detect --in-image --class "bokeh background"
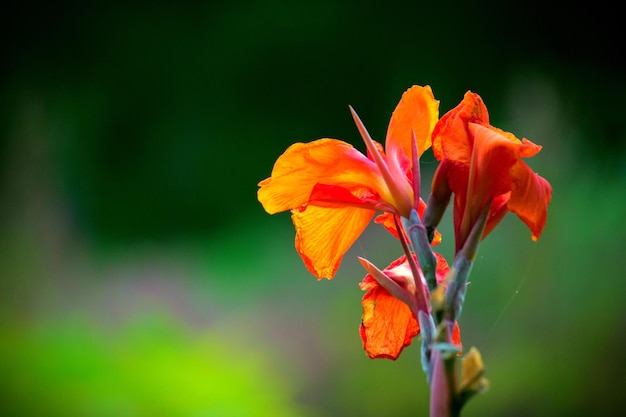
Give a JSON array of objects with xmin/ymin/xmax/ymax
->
[{"xmin": 2, "ymin": 1, "xmax": 625, "ymax": 416}]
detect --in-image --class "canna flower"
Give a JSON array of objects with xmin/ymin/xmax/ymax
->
[
  {"xmin": 427, "ymin": 91, "xmax": 552, "ymax": 255},
  {"xmin": 359, "ymin": 253, "xmax": 461, "ymax": 360},
  {"xmin": 257, "ymin": 85, "xmax": 439, "ymax": 279}
]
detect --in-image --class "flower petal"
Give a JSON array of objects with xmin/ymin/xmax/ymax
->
[
  {"xmin": 469, "ymin": 123, "xmax": 551, "ymax": 241},
  {"xmin": 444, "ymin": 123, "xmax": 520, "ymax": 251},
  {"xmin": 482, "ymin": 193, "xmax": 510, "ymax": 238},
  {"xmin": 374, "ymin": 212, "xmax": 401, "ymax": 239},
  {"xmin": 258, "ymin": 138, "xmax": 383, "ymax": 214},
  {"xmin": 292, "ymin": 205, "xmax": 374, "ymax": 279},
  {"xmin": 451, "ymin": 321, "xmax": 462, "ymax": 351},
  {"xmin": 508, "ymin": 161, "xmax": 552, "ymax": 240},
  {"xmin": 386, "ymin": 85, "xmax": 439, "ymax": 164},
  {"xmin": 518, "ymin": 138, "xmax": 543, "ymax": 158},
  {"xmin": 434, "ymin": 252, "xmax": 451, "ymax": 284},
  {"xmin": 360, "ymin": 281, "xmax": 419, "ymax": 360},
  {"xmin": 308, "ymin": 183, "xmax": 394, "ymax": 212},
  {"xmin": 466, "ymin": 124, "xmax": 519, "ymax": 218},
  {"xmin": 432, "ymin": 91, "xmax": 489, "ymax": 162}
]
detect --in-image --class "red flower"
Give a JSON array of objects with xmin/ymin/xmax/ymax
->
[
  {"xmin": 359, "ymin": 253, "xmax": 461, "ymax": 360},
  {"xmin": 430, "ymin": 91, "xmax": 552, "ymax": 255},
  {"xmin": 257, "ymin": 86, "xmax": 439, "ymax": 279}
]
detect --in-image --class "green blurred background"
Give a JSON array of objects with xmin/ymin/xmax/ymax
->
[{"xmin": 1, "ymin": 1, "xmax": 625, "ymax": 416}]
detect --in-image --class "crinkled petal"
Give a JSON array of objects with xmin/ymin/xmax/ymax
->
[
  {"xmin": 292, "ymin": 205, "xmax": 374, "ymax": 279},
  {"xmin": 360, "ymin": 283, "xmax": 419, "ymax": 360},
  {"xmin": 258, "ymin": 138, "xmax": 383, "ymax": 214},
  {"xmin": 359, "ymin": 253, "xmax": 462, "ymax": 359}
]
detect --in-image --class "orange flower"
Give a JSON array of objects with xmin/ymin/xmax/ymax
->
[
  {"xmin": 258, "ymin": 86, "xmax": 439, "ymax": 279},
  {"xmin": 429, "ymin": 91, "xmax": 552, "ymax": 255},
  {"xmin": 359, "ymin": 253, "xmax": 461, "ymax": 360}
]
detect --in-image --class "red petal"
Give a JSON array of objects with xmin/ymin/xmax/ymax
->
[
  {"xmin": 508, "ymin": 162, "xmax": 552, "ymax": 240},
  {"xmin": 452, "ymin": 321, "xmax": 462, "ymax": 353},
  {"xmin": 360, "ymin": 282, "xmax": 419, "ymax": 360},
  {"xmin": 431, "ymin": 91, "xmax": 489, "ymax": 162}
]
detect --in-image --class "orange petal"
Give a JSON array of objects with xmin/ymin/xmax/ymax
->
[
  {"xmin": 351, "ymin": 106, "xmax": 414, "ymax": 216},
  {"xmin": 508, "ymin": 161, "xmax": 552, "ymax": 240},
  {"xmin": 292, "ymin": 205, "xmax": 374, "ymax": 279},
  {"xmin": 432, "ymin": 91, "xmax": 489, "ymax": 162},
  {"xmin": 386, "ymin": 85, "xmax": 439, "ymax": 162},
  {"xmin": 519, "ymin": 137, "xmax": 542, "ymax": 157},
  {"xmin": 258, "ymin": 138, "xmax": 383, "ymax": 214},
  {"xmin": 360, "ymin": 281, "xmax": 419, "ymax": 360},
  {"xmin": 374, "ymin": 212, "xmax": 401, "ymax": 239},
  {"xmin": 484, "ymin": 123, "xmax": 522, "ymax": 144}
]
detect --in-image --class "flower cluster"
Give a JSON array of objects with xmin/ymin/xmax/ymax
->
[{"xmin": 257, "ymin": 85, "xmax": 552, "ymax": 413}]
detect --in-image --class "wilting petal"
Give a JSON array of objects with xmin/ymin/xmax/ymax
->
[
  {"xmin": 292, "ymin": 205, "xmax": 374, "ymax": 279},
  {"xmin": 258, "ymin": 138, "xmax": 384, "ymax": 214},
  {"xmin": 386, "ymin": 85, "xmax": 439, "ymax": 164},
  {"xmin": 359, "ymin": 255, "xmax": 419, "ymax": 360},
  {"xmin": 358, "ymin": 253, "xmax": 460, "ymax": 360},
  {"xmin": 508, "ymin": 161, "xmax": 552, "ymax": 240},
  {"xmin": 360, "ymin": 280, "xmax": 419, "ymax": 360}
]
